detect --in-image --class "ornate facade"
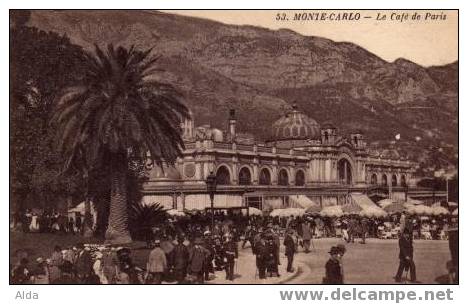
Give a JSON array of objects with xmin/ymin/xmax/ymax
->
[{"xmin": 142, "ymin": 105, "xmax": 439, "ymax": 211}]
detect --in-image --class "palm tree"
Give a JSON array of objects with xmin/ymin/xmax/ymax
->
[{"xmin": 51, "ymin": 44, "xmax": 189, "ymax": 244}]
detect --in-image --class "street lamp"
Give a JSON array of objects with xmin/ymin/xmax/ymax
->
[{"xmin": 206, "ymin": 171, "xmax": 217, "ymax": 233}]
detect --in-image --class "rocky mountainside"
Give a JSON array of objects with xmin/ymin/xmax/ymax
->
[{"xmin": 26, "ymin": 10, "xmax": 458, "ymax": 167}]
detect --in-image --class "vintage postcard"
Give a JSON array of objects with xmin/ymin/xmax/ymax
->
[{"xmin": 9, "ymin": 9, "xmax": 458, "ymax": 286}]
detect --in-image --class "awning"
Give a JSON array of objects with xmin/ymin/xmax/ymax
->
[
  {"xmin": 289, "ymin": 195, "xmax": 319, "ymax": 209},
  {"xmin": 350, "ymin": 193, "xmax": 378, "ymax": 208}
]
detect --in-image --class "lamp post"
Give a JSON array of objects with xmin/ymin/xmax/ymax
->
[{"xmin": 206, "ymin": 171, "xmax": 217, "ymax": 233}]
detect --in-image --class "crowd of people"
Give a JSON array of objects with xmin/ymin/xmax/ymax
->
[
  {"xmin": 10, "ymin": 209, "xmax": 457, "ymax": 284},
  {"xmin": 11, "ymin": 209, "xmax": 86, "ymax": 234}
]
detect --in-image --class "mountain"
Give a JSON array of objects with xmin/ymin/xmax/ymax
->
[{"xmin": 25, "ymin": 10, "xmax": 458, "ymax": 167}]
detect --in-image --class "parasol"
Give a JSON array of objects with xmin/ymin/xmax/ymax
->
[
  {"xmin": 242, "ymin": 207, "xmax": 263, "ymax": 216},
  {"xmin": 359, "ymin": 206, "xmax": 387, "ymax": 218},
  {"xmin": 452, "ymin": 208, "xmax": 458, "ymax": 216},
  {"xmin": 383, "ymin": 203, "xmax": 408, "ymax": 214},
  {"xmin": 320, "ymin": 205, "xmax": 344, "ymax": 218},
  {"xmin": 167, "ymin": 209, "xmax": 186, "ymax": 217},
  {"xmin": 341, "ymin": 204, "xmax": 362, "ymax": 215},
  {"xmin": 432, "ymin": 206, "xmax": 450, "ymax": 215},
  {"xmin": 376, "ymin": 199, "xmax": 396, "ymax": 208},
  {"xmin": 305, "ymin": 205, "xmax": 322, "ymax": 214}
]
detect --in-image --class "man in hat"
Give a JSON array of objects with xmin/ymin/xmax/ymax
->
[
  {"xmin": 336, "ymin": 244, "xmax": 346, "ymax": 282},
  {"xmin": 284, "ymin": 229, "xmax": 296, "ymax": 273},
  {"xmin": 74, "ymin": 243, "xmax": 93, "ymax": 283},
  {"xmin": 255, "ymin": 235, "xmax": 269, "ymax": 280},
  {"xmin": 147, "ymin": 240, "xmax": 167, "ymax": 284},
  {"xmin": 188, "ymin": 238, "xmax": 210, "ymax": 284},
  {"xmin": 394, "ymin": 229, "xmax": 417, "ymax": 282},
  {"xmin": 324, "ymin": 246, "xmax": 343, "ymax": 284},
  {"xmin": 202, "ymin": 231, "xmax": 215, "ymax": 281},
  {"xmin": 171, "ymin": 235, "xmax": 190, "ymax": 283},
  {"xmin": 301, "ymin": 221, "xmax": 312, "ymax": 253},
  {"xmin": 222, "ymin": 234, "xmax": 238, "ymax": 281}
]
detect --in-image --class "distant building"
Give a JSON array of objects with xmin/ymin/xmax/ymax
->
[{"xmin": 142, "ymin": 104, "xmax": 445, "ymax": 210}]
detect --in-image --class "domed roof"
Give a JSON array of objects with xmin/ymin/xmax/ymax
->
[{"xmin": 271, "ymin": 104, "xmax": 321, "ymax": 141}]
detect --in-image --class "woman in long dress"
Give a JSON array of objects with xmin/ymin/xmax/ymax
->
[{"xmin": 29, "ymin": 213, "xmax": 40, "ymax": 232}]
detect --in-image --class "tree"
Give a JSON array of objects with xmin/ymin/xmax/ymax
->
[
  {"xmin": 10, "ymin": 20, "xmax": 87, "ymax": 211},
  {"xmin": 51, "ymin": 44, "xmax": 189, "ymax": 244}
]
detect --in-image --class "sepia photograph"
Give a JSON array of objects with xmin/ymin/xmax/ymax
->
[{"xmin": 9, "ymin": 9, "xmax": 458, "ymax": 285}]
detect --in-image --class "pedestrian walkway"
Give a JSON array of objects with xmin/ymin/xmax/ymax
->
[{"xmin": 209, "ymin": 246, "xmax": 301, "ymax": 284}]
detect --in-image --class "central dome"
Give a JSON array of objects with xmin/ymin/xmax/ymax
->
[{"xmin": 271, "ymin": 104, "xmax": 321, "ymax": 141}]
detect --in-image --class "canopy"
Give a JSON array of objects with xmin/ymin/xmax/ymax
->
[
  {"xmin": 305, "ymin": 205, "xmax": 322, "ymax": 214},
  {"xmin": 289, "ymin": 195, "xmax": 319, "ymax": 209},
  {"xmin": 166, "ymin": 209, "xmax": 186, "ymax": 217},
  {"xmin": 341, "ymin": 204, "xmax": 362, "ymax": 215},
  {"xmin": 350, "ymin": 193, "xmax": 378, "ymax": 208},
  {"xmin": 242, "ymin": 207, "xmax": 263, "ymax": 216},
  {"xmin": 320, "ymin": 205, "xmax": 344, "ymax": 217},
  {"xmin": 270, "ymin": 208, "xmax": 305, "ymax": 218},
  {"xmin": 432, "ymin": 206, "xmax": 450, "ymax": 215}
]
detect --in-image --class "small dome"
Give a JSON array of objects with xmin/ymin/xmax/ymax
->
[
  {"xmin": 271, "ymin": 104, "xmax": 321, "ymax": 141},
  {"xmin": 211, "ymin": 128, "xmax": 224, "ymax": 142}
]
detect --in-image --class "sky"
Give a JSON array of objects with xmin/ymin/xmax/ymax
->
[{"xmin": 163, "ymin": 10, "xmax": 458, "ymax": 67}]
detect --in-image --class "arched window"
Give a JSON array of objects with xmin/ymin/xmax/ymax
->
[
  {"xmin": 371, "ymin": 174, "xmax": 377, "ymax": 185},
  {"xmin": 238, "ymin": 167, "xmax": 252, "ymax": 185},
  {"xmin": 401, "ymin": 175, "xmax": 407, "ymax": 187},
  {"xmin": 278, "ymin": 169, "xmax": 289, "ymax": 186},
  {"xmin": 392, "ymin": 174, "xmax": 398, "ymax": 187},
  {"xmin": 337, "ymin": 158, "xmax": 352, "ymax": 185},
  {"xmin": 216, "ymin": 166, "xmax": 231, "ymax": 185},
  {"xmin": 295, "ymin": 170, "xmax": 305, "ymax": 186},
  {"xmin": 259, "ymin": 168, "xmax": 271, "ymax": 185},
  {"xmin": 381, "ymin": 174, "xmax": 388, "ymax": 186}
]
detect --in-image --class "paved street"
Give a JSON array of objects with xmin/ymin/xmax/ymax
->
[{"xmin": 220, "ymin": 238, "xmax": 452, "ymax": 284}]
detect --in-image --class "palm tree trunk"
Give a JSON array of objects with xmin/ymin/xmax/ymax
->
[{"xmin": 105, "ymin": 154, "xmax": 132, "ymax": 244}]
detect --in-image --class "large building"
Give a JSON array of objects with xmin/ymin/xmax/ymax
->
[{"xmin": 142, "ymin": 105, "xmax": 444, "ymax": 211}]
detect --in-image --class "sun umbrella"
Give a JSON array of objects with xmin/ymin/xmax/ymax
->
[
  {"xmin": 376, "ymin": 199, "xmax": 396, "ymax": 208},
  {"xmin": 448, "ymin": 202, "xmax": 458, "ymax": 207},
  {"xmin": 453, "ymin": 208, "xmax": 458, "ymax": 216},
  {"xmin": 270, "ymin": 208, "xmax": 305, "ymax": 218},
  {"xmin": 383, "ymin": 203, "xmax": 407, "ymax": 214},
  {"xmin": 341, "ymin": 204, "xmax": 362, "ymax": 215},
  {"xmin": 359, "ymin": 206, "xmax": 387, "ymax": 218},
  {"xmin": 167, "ymin": 209, "xmax": 186, "ymax": 217},
  {"xmin": 242, "ymin": 207, "xmax": 263, "ymax": 216},
  {"xmin": 432, "ymin": 206, "xmax": 450, "ymax": 215},
  {"xmin": 305, "ymin": 205, "xmax": 322, "ymax": 214},
  {"xmin": 406, "ymin": 199, "xmax": 425, "ymax": 205},
  {"xmin": 320, "ymin": 205, "xmax": 344, "ymax": 217},
  {"xmin": 408, "ymin": 205, "xmax": 434, "ymax": 216}
]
